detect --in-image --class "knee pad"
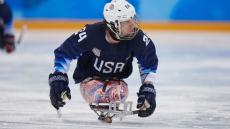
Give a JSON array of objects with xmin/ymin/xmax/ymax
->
[{"xmin": 80, "ymin": 78, "xmax": 128, "ymax": 103}]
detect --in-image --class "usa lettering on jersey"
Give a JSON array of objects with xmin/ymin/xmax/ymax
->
[{"xmin": 93, "ymin": 57, "xmax": 125, "ymax": 73}]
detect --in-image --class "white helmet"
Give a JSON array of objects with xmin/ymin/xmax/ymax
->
[{"xmin": 103, "ymin": 0, "xmax": 139, "ymax": 40}]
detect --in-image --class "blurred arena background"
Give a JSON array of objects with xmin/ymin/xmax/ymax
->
[
  {"xmin": 6, "ymin": 0, "xmax": 230, "ymax": 31},
  {"xmin": 1, "ymin": 0, "xmax": 230, "ymax": 129}
]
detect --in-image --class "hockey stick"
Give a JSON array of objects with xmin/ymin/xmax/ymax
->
[
  {"xmin": 57, "ymin": 108, "xmax": 62, "ymax": 118},
  {"xmin": 56, "ymin": 91, "xmax": 70, "ymax": 118},
  {"xmin": 16, "ymin": 24, "xmax": 27, "ymax": 44}
]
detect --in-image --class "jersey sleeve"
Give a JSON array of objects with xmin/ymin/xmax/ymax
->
[
  {"xmin": 54, "ymin": 27, "xmax": 89, "ymax": 73},
  {"xmin": 133, "ymin": 31, "xmax": 158, "ymax": 84},
  {"xmin": 0, "ymin": 2, "xmax": 14, "ymax": 35}
]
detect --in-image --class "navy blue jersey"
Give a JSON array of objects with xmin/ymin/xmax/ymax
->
[{"xmin": 54, "ymin": 22, "xmax": 158, "ymax": 84}]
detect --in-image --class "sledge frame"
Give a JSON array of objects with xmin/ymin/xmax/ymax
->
[{"xmin": 89, "ymin": 101, "xmax": 139, "ymax": 123}]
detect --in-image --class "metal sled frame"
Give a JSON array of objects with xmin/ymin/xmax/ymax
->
[{"xmin": 89, "ymin": 101, "xmax": 139, "ymax": 123}]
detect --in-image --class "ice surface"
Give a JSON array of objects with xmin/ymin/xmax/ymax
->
[{"xmin": 0, "ymin": 29, "xmax": 230, "ymax": 129}]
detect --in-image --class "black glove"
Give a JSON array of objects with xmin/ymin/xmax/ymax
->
[
  {"xmin": 49, "ymin": 72, "xmax": 71, "ymax": 110},
  {"xmin": 3, "ymin": 34, "xmax": 15, "ymax": 53},
  {"xmin": 137, "ymin": 83, "xmax": 156, "ymax": 117}
]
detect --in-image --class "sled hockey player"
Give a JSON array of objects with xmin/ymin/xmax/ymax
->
[
  {"xmin": 48, "ymin": 0, "xmax": 158, "ymax": 122},
  {"xmin": 0, "ymin": 0, "xmax": 15, "ymax": 53}
]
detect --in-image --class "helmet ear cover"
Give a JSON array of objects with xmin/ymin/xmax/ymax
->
[
  {"xmin": 109, "ymin": 20, "xmax": 120, "ymax": 34},
  {"xmin": 105, "ymin": 20, "xmax": 121, "ymax": 41}
]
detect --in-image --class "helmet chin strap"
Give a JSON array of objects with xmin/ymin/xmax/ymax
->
[
  {"xmin": 108, "ymin": 29, "xmax": 121, "ymax": 41},
  {"xmin": 105, "ymin": 29, "xmax": 120, "ymax": 43}
]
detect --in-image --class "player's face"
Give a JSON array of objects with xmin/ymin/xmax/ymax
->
[{"xmin": 120, "ymin": 19, "xmax": 139, "ymax": 39}]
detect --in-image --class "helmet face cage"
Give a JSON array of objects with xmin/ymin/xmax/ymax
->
[
  {"xmin": 104, "ymin": 0, "xmax": 139, "ymax": 40},
  {"xmin": 118, "ymin": 16, "xmax": 139, "ymax": 40}
]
